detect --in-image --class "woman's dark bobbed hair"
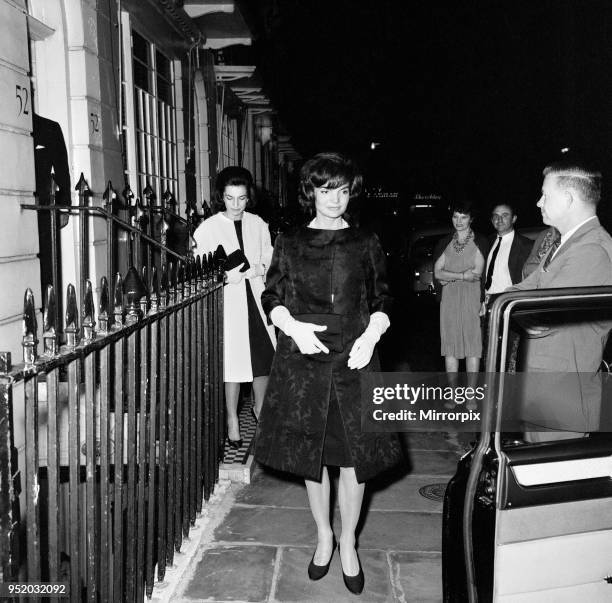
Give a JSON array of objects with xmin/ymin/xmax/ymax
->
[
  {"xmin": 299, "ymin": 152, "xmax": 363, "ymax": 208},
  {"xmin": 212, "ymin": 166, "xmax": 257, "ymax": 213},
  {"xmin": 448, "ymin": 198, "xmax": 477, "ymax": 218}
]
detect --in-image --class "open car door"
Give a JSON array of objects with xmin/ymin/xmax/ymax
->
[{"xmin": 444, "ymin": 286, "xmax": 612, "ymax": 602}]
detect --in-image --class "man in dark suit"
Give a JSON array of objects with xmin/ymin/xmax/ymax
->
[
  {"xmin": 483, "ymin": 202, "xmax": 533, "ymax": 299},
  {"xmin": 480, "ymin": 203, "xmax": 533, "ymax": 362}
]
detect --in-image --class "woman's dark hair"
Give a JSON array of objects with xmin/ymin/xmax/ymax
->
[
  {"xmin": 299, "ymin": 152, "xmax": 363, "ymax": 208},
  {"xmin": 449, "ymin": 198, "xmax": 476, "ymax": 218},
  {"xmin": 212, "ymin": 166, "xmax": 257, "ymax": 213}
]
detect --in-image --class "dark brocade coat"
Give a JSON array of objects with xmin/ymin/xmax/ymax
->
[{"xmin": 254, "ymin": 225, "xmax": 404, "ymax": 483}]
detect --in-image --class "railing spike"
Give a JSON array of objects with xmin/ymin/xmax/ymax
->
[
  {"xmin": 140, "ymin": 266, "xmax": 149, "ymax": 314},
  {"xmin": 123, "ymin": 266, "xmax": 146, "ymax": 324},
  {"xmin": 162, "ymin": 188, "xmax": 172, "ymax": 208},
  {"xmin": 195, "ymin": 255, "xmax": 202, "ymax": 290},
  {"xmin": 169, "ymin": 261, "xmax": 177, "ymax": 303},
  {"xmin": 75, "ymin": 172, "xmax": 90, "ymax": 196},
  {"xmin": 123, "ymin": 184, "xmax": 135, "ymax": 208},
  {"xmin": 43, "ymin": 285, "xmax": 56, "ymax": 335},
  {"xmin": 113, "ymin": 273, "xmax": 124, "ymax": 329},
  {"xmin": 160, "ymin": 264, "xmax": 168, "ymax": 308},
  {"xmin": 207, "ymin": 251, "xmax": 213, "ymax": 278},
  {"xmin": 134, "ymin": 198, "xmax": 145, "ymax": 227},
  {"xmin": 22, "ymin": 288, "xmax": 38, "ymax": 366},
  {"xmin": 184, "ymin": 260, "xmax": 191, "ymax": 296},
  {"xmin": 82, "ymin": 280, "xmax": 96, "ymax": 342},
  {"xmin": 213, "ymin": 247, "xmax": 226, "ymax": 283},
  {"xmin": 190, "ymin": 257, "xmax": 197, "ymax": 291},
  {"xmin": 43, "ymin": 284, "xmax": 58, "ymax": 356},
  {"xmin": 143, "ymin": 184, "xmax": 155, "ymax": 207},
  {"xmin": 201, "ymin": 253, "xmax": 209, "ymax": 281},
  {"xmin": 176, "ymin": 263, "xmax": 184, "ymax": 301},
  {"xmin": 98, "ymin": 276, "xmax": 109, "ymax": 334},
  {"xmin": 150, "ymin": 267, "xmax": 159, "ymax": 314},
  {"xmin": 49, "ymin": 172, "xmax": 59, "ymax": 201},
  {"xmin": 162, "ymin": 188, "xmax": 176, "ymax": 212},
  {"xmin": 65, "ymin": 284, "xmax": 79, "ymax": 348},
  {"xmin": 103, "ymin": 180, "xmax": 117, "ymax": 209}
]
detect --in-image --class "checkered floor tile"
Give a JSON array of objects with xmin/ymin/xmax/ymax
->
[{"xmin": 222, "ymin": 396, "xmax": 258, "ymax": 465}]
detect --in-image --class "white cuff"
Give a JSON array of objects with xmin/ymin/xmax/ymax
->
[
  {"xmin": 363, "ymin": 311, "xmax": 390, "ymax": 343},
  {"xmin": 269, "ymin": 305, "xmax": 292, "ymax": 334}
]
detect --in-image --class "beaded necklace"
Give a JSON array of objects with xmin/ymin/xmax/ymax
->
[{"xmin": 452, "ymin": 229, "xmax": 474, "ymax": 254}]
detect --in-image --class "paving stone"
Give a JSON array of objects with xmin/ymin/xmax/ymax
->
[
  {"xmin": 349, "ymin": 511, "xmax": 442, "ymax": 552},
  {"xmin": 402, "ymin": 431, "xmax": 462, "ymax": 452},
  {"xmin": 274, "ymin": 546, "xmax": 392, "ymax": 602},
  {"xmin": 407, "ymin": 450, "xmax": 459, "ymax": 476},
  {"xmin": 365, "ymin": 475, "xmax": 446, "ymax": 512},
  {"xmin": 236, "ymin": 466, "xmax": 309, "ymax": 508},
  {"xmin": 181, "ymin": 544, "xmax": 276, "ymax": 601},
  {"xmin": 218, "ymin": 500, "xmax": 441, "ymax": 555},
  {"xmin": 215, "ymin": 506, "xmax": 317, "ymax": 545},
  {"xmin": 390, "ymin": 551, "xmax": 443, "ymax": 602}
]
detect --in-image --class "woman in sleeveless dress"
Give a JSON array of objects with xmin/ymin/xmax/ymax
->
[{"xmin": 434, "ymin": 201, "xmax": 487, "ymax": 373}]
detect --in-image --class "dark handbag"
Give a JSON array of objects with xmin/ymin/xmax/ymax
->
[
  {"xmin": 292, "ymin": 313, "xmax": 344, "ymax": 353},
  {"xmin": 225, "ymin": 249, "xmax": 250, "ymax": 272}
]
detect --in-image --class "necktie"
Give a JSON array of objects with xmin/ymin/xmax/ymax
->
[
  {"xmin": 542, "ymin": 236, "xmax": 561, "ymax": 270},
  {"xmin": 484, "ymin": 237, "xmax": 502, "ymax": 291}
]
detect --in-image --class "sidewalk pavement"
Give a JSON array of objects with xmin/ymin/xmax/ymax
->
[{"xmin": 174, "ymin": 431, "xmax": 464, "ymax": 602}]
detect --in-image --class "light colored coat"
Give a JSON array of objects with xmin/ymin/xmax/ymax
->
[{"xmin": 193, "ymin": 211, "xmax": 276, "ymax": 382}]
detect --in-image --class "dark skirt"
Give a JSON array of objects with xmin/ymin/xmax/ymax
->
[{"xmin": 245, "ymin": 279, "xmax": 275, "ymax": 377}]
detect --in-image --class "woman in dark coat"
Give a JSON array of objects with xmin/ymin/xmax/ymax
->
[{"xmin": 254, "ymin": 152, "xmax": 403, "ymax": 594}]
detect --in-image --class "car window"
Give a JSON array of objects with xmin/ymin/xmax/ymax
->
[{"xmin": 492, "ymin": 300, "xmax": 612, "ymax": 445}]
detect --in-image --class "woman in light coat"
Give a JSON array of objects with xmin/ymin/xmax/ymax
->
[{"xmin": 193, "ymin": 166, "xmax": 276, "ymax": 447}]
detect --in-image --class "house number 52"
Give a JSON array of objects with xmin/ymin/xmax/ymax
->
[{"xmin": 15, "ymin": 85, "xmax": 29, "ymax": 117}]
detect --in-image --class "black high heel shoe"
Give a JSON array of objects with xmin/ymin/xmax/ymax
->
[
  {"xmin": 227, "ymin": 437, "xmax": 243, "ymax": 450},
  {"xmin": 339, "ymin": 545, "xmax": 364, "ymax": 594},
  {"xmin": 307, "ymin": 536, "xmax": 336, "ymax": 581}
]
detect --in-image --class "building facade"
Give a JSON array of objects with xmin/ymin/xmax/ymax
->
[{"xmin": 0, "ymin": 0, "xmax": 298, "ymax": 359}]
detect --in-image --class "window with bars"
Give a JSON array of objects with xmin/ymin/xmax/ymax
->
[{"xmin": 131, "ymin": 29, "xmax": 178, "ymax": 199}]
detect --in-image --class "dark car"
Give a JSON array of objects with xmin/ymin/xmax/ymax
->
[{"xmin": 443, "ymin": 286, "xmax": 612, "ymax": 602}]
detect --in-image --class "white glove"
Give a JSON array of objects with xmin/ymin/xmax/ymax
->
[
  {"xmin": 270, "ymin": 306, "xmax": 329, "ymax": 355},
  {"xmin": 245, "ymin": 263, "xmax": 266, "ymax": 279},
  {"xmin": 347, "ymin": 312, "xmax": 390, "ymax": 370},
  {"xmin": 225, "ymin": 263, "xmax": 245, "ymax": 284}
]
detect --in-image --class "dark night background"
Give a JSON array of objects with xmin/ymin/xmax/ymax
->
[{"xmin": 238, "ymin": 0, "xmax": 612, "ymax": 230}]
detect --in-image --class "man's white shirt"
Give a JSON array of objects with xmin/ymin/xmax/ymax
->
[{"xmin": 485, "ymin": 229, "xmax": 515, "ymax": 294}]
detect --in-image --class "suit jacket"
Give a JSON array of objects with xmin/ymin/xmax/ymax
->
[
  {"xmin": 488, "ymin": 231, "xmax": 534, "ymax": 284},
  {"xmin": 522, "ymin": 227, "xmax": 559, "ymax": 279},
  {"xmin": 511, "ymin": 216, "xmax": 612, "ymax": 372}
]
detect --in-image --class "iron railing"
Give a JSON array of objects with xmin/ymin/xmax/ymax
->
[
  {"xmin": 21, "ymin": 174, "xmax": 205, "ymax": 334},
  {"xmin": 0, "ymin": 256, "xmax": 225, "ymax": 601}
]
